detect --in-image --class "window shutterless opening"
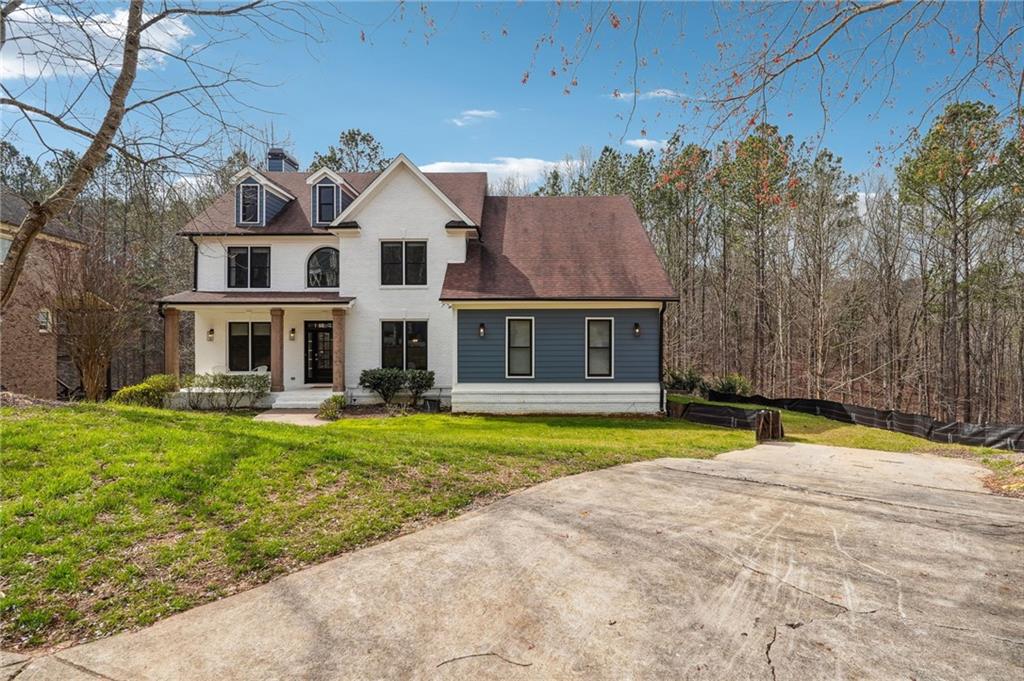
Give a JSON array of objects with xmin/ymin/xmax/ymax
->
[
  {"xmin": 586, "ymin": 318, "xmax": 613, "ymax": 378},
  {"xmin": 228, "ymin": 321, "xmax": 271, "ymax": 372},
  {"xmin": 506, "ymin": 317, "xmax": 534, "ymax": 378},
  {"xmin": 227, "ymin": 246, "xmax": 270, "ymax": 288},
  {"xmin": 316, "ymin": 185, "xmax": 336, "ymax": 223},
  {"xmin": 380, "ymin": 241, "xmax": 427, "ymax": 286},
  {"xmin": 239, "ymin": 184, "xmax": 260, "ymax": 224},
  {"xmin": 381, "ymin": 320, "xmax": 428, "ymax": 370},
  {"xmin": 307, "ymin": 247, "xmax": 339, "ymax": 288}
]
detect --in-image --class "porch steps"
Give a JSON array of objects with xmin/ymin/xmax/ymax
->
[{"xmin": 266, "ymin": 388, "xmax": 340, "ymax": 410}]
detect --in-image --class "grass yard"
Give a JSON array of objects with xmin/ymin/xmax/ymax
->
[
  {"xmin": 1, "ymin": 404, "xmax": 749, "ymax": 651},
  {"xmin": 1, "ymin": 399, "xmax": 1015, "ymax": 651}
]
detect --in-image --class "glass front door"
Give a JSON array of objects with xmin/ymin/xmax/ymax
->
[{"xmin": 304, "ymin": 321, "xmax": 333, "ymax": 384}]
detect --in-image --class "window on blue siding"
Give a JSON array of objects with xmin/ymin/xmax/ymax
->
[
  {"xmin": 507, "ymin": 318, "xmax": 533, "ymax": 377},
  {"xmin": 316, "ymin": 185, "xmax": 335, "ymax": 223},
  {"xmin": 240, "ymin": 184, "xmax": 260, "ymax": 223},
  {"xmin": 586, "ymin": 319, "xmax": 613, "ymax": 378}
]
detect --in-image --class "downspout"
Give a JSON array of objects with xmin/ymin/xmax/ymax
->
[
  {"xmin": 659, "ymin": 302, "xmax": 665, "ymax": 413},
  {"xmin": 188, "ymin": 236, "xmax": 198, "ymax": 291}
]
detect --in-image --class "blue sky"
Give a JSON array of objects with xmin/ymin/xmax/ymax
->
[{"xmin": 4, "ymin": 2, "xmax": 1019, "ymax": 186}]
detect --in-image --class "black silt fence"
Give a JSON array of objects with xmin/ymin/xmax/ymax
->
[{"xmin": 707, "ymin": 390, "xmax": 1024, "ymax": 452}]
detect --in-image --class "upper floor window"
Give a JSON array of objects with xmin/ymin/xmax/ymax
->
[
  {"xmin": 381, "ymin": 241, "xmax": 427, "ymax": 286},
  {"xmin": 239, "ymin": 184, "xmax": 261, "ymax": 224},
  {"xmin": 316, "ymin": 185, "xmax": 336, "ymax": 223},
  {"xmin": 37, "ymin": 308, "xmax": 53, "ymax": 333},
  {"xmin": 307, "ymin": 247, "xmax": 339, "ymax": 288},
  {"xmin": 0, "ymin": 236, "xmax": 11, "ymax": 263},
  {"xmin": 227, "ymin": 246, "xmax": 270, "ymax": 288}
]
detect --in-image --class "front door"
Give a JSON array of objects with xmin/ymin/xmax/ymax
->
[{"xmin": 304, "ymin": 321, "xmax": 333, "ymax": 384}]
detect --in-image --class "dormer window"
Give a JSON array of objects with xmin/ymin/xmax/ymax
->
[
  {"xmin": 316, "ymin": 185, "xmax": 336, "ymax": 223},
  {"xmin": 240, "ymin": 184, "xmax": 261, "ymax": 224}
]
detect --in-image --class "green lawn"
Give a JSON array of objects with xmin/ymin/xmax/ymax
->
[{"xmin": 1, "ymin": 400, "xmax": 1012, "ymax": 651}]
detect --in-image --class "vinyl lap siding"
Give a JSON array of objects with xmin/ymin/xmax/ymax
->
[{"xmin": 457, "ymin": 308, "xmax": 660, "ymax": 382}]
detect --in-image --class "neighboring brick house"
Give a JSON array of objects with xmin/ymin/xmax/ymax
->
[{"xmin": 0, "ymin": 188, "xmax": 83, "ymax": 399}]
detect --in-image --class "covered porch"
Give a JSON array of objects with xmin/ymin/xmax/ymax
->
[{"xmin": 159, "ymin": 291, "xmax": 355, "ymax": 394}]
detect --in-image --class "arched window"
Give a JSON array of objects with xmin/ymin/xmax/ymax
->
[{"xmin": 307, "ymin": 247, "xmax": 339, "ymax": 288}]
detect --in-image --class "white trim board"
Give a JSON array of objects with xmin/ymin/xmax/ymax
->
[{"xmin": 446, "ymin": 300, "xmax": 664, "ymax": 310}]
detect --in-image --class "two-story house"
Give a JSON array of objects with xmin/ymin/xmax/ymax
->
[{"xmin": 159, "ymin": 150, "xmax": 676, "ymax": 413}]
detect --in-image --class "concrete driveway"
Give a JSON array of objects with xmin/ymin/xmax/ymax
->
[{"xmin": 12, "ymin": 443, "xmax": 1024, "ymax": 680}]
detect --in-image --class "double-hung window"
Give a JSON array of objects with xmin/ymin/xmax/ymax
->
[
  {"xmin": 239, "ymin": 184, "xmax": 260, "ymax": 224},
  {"xmin": 380, "ymin": 241, "xmax": 427, "ymax": 286},
  {"xmin": 227, "ymin": 246, "xmax": 270, "ymax": 288},
  {"xmin": 316, "ymin": 185, "xmax": 336, "ymax": 223},
  {"xmin": 506, "ymin": 317, "xmax": 534, "ymax": 378},
  {"xmin": 381, "ymin": 321, "xmax": 428, "ymax": 370},
  {"xmin": 586, "ymin": 318, "xmax": 613, "ymax": 378},
  {"xmin": 228, "ymin": 322, "xmax": 271, "ymax": 372}
]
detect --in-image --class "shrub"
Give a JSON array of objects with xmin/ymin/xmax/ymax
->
[
  {"xmin": 709, "ymin": 372, "xmax": 753, "ymax": 397},
  {"xmin": 317, "ymin": 394, "xmax": 347, "ymax": 421},
  {"xmin": 110, "ymin": 383, "xmax": 164, "ymax": 407},
  {"xmin": 110, "ymin": 373, "xmax": 180, "ymax": 407},
  {"xmin": 181, "ymin": 373, "xmax": 270, "ymax": 410},
  {"xmin": 404, "ymin": 369, "xmax": 435, "ymax": 407},
  {"xmin": 358, "ymin": 368, "xmax": 406, "ymax": 405},
  {"xmin": 664, "ymin": 367, "xmax": 706, "ymax": 394}
]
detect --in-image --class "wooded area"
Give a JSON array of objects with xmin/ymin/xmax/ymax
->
[{"xmin": 525, "ymin": 102, "xmax": 1023, "ymax": 424}]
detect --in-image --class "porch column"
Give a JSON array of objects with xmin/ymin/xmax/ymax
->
[
  {"xmin": 332, "ymin": 308, "xmax": 346, "ymax": 392},
  {"xmin": 163, "ymin": 307, "xmax": 179, "ymax": 379},
  {"xmin": 270, "ymin": 307, "xmax": 284, "ymax": 392}
]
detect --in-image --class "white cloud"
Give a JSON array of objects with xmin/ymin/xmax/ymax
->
[
  {"xmin": 448, "ymin": 109, "xmax": 499, "ymax": 127},
  {"xmin": 624, "ymin": 138, "xmax": 667, "ymax": 151},
  {"xmin": 609, "ymin": 88, "xmax": 685, "ymax": 102},
  {"xmin": 0, "ymin": 5, "xmax": 192, "ymax": 79},
  {"xmin": 421, "ymin": 157, "xmax": 573, "ymax": 185}
]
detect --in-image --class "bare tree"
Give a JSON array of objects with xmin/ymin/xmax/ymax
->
[
  {"xmin": 46, "ymin": 242, "xmax": 139, "ymax": 400},
  {"xmin": 0, "ymin": 0, "xmax": 334, "ymax": 308}
]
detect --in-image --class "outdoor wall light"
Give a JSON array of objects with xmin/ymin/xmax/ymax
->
[
  {"xmin": 289, "ymin": 328, "xmax": 296, "ymax": 341},
  {"xmin": 206, "ymin": 328, "xmax": 215, "ymax": 342},
  {"xmin": 633, "ymin": 322, "xmax": 642, "ymax": 337},
  {"xmin": 478, "ymin": 323, "xmax": 486, "ymax": 337}
]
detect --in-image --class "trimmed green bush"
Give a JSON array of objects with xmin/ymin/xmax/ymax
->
[
  {"xmin": 110, "ymin": 373, "xmax": 180, "ymax": 407},
  {"xmin": 317, "ymin": 394, "xmax": 347, "ymax": 421},
  {"xmin": 709, "ymin": 372, "xmax": 753, "ymax": 397},
  {"xmin": 404, "ymin": 369, "xmax": 435, "ymax": 407},
  {"xmin": 358, "ymin": 368, "xmax": 406, "ymax": 405},
  {"xmin": 110, "ymin": 383, "xmax": 164, "ymax": 407}
]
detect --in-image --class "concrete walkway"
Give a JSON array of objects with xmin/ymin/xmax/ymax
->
[
  {"xmin": 13, "ymin": 444, "xmax": 1024, "ymax": 680},
  {"xmin": 253, "ymin": 409, "xmax": 326, "ymax": 427}
]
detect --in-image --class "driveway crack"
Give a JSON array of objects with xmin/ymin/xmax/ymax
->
[
  {"xmin": 50, "ymin": 655, "xmax": 124, "ymax": 681},
  {"xmin": 436, "ymin": 651, "xmax": 532, "ymax": 669},
  {"xmin": 765, "ymin": 626, "xmax": 778, "ymax": 681}
]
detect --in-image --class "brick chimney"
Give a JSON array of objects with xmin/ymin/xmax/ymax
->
[{"xmin": 267, "ymin": 147, "xmax": 299, "ymax": 172}]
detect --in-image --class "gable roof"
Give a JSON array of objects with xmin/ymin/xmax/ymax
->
[
  {"xmin": 0, "ymin": 186, "xmax": 83, "ymax": 244},
  {"xmin": 229, "ymin": 168, "xmax": 296, "ymax": 201},
  {"xmin": 440, "ymin": 195, "xmax": 677, "ymax": 301},
  {"xmin": 181, "ymin": 166, "xmax": 486, "ymax": 236},
  {"xmin": 330, "ymin": 154, "xmax": 479, "ymax": 228}
]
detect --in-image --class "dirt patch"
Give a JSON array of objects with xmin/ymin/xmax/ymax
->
[{"xmin": 0, "ymin": 391, "xmax": 66, "ymax": 408}]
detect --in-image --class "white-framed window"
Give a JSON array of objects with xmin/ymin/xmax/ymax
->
[
  {"xmin": 227, "ymin": 246, "xmax": 271, "ymax": 288},
  {"xmin": 227, "ymin": 321, "xmax": 271, "ymax": 372},
  {"xmin": 505, "ymin": 316, "xmax": 534, "ymax": 379},
  {"xmin": 0, "ymin": 235, "xmax": 11, "ymax": 263},
  {"xmin": 239, "ymin": 183, "xmax": 261, "ymax": 224},
  {"xmin": 315, "ymin": 184, "xmax": 337, "ymax": 223},
  {"xmin": 585, "ymin": 317, "xmax": 614, "ymax": 378},
  {"xmin": 37, "ymin": 308, "xmax": 53, "ymax": 333},
  {"xmin": 380, "ymin": 320, "xmax": 428, "ymax": 370},
  {"xmin": 380, "ymin": 240, "xmax": 427, "ymax": 286}
]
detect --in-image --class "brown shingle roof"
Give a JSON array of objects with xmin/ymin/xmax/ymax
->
[
  {"xmin": 181, "ymin": 170, "xmax": 486, "ymax": 235},
  {"xmin": 0, "ymin": 186, "xmax": 83, "ymax": 243},
  {"xmin": 441, "ymin": 196, "xmax": 677, "ymax": 301}
]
